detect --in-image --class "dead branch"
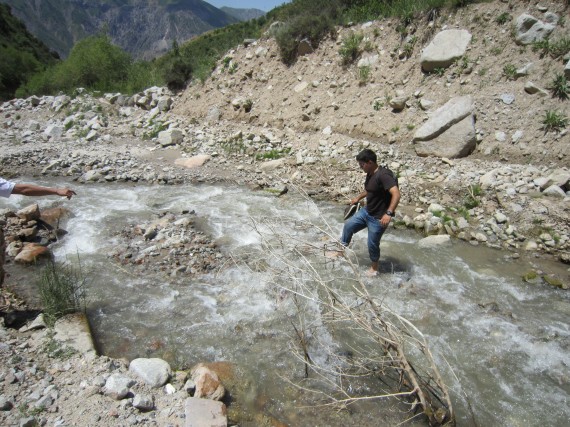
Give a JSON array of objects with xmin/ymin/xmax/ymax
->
[{"xmin": 244, "ymin": 184, "xmax": 455, "ymax": 426}]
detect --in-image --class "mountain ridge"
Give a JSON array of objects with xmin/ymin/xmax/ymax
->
[{"xmin": 0, "ymin": 0, "xmax": 245, "ymax": 59}]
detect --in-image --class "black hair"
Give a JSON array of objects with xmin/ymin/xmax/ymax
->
[{"xmin": 355, "ymin": 149, "xmax": 377, "ymax": 164}]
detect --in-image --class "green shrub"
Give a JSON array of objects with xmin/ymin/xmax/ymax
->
[
  {"xmin": 433, "ymin": 67, "xmax": 446, "ymax": 76},
  {"xmin": 542, "ymin": 110, "xmax": 568, "ymax": 132},
  {"xmin": 463, "ymin": 184, "xmax": 482, "ymax": 209},
  {"xmin": 143, "ymin": 120, "xmax": 168, "ymax": 140},
  {"xmin": 256, "ymin": 148, "xmax": 291, "ymax": 160},
  {"xmin": 339, "ymin": 32, "xmax": 363, "ymax": 65},
  {"xmin": 549, "ymin": 73, "xmax": 569, "ymax": 100},
  {"xmin": 495, "ymin": 12, "xmax": 511, "ymax": 25},
  {"xmin": 532, "ymin": 37, "xmax": 570, "ymax": 60},
  {"xmin": 37, "ymin": 260, "xmax": 87, "ymax": 326},
  {"xmin": 275, "ymin": 12, "xmax": 336, "ymax": 66},
  {"xmin": 18, "ymin": 35, "xmax": 135, "ymax": 96},
  {"xmin": 162, "ymin": 56, "xmax": 193, "ymax": 91},
  {"xmin": 503, "ymin": 64, "xmax": 517, "ymax": 80},
  {"xmin": 243, "ymin": 99, "xmax": 253, "ymax": 112},
  {"xmin": 358, "ymin": 65, "xmax": 370, "ymax": 83}
]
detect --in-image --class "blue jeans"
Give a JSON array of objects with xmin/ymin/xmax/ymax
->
[{"xmin": 341, "ymin": 208, "xmax": 385, "ymax": 262}]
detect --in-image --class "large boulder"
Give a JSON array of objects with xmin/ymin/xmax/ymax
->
[
  {"xmin": 414, "ymin": 115, "xmax": 476, "ymax": 158},
  {"xmin": 158, "ymin": 129, "xmax": 183, "ymax": 147},
  {"xmin": 413, "ymin": 96, "xmax": 476, "ymax": 158},
  {"xmin": 420, "ymin": 29, "xmax": 472, "ymax": 72},
  {"xmin": 514, "ymin": 14, "xmax": 556, "ymax": 45}
]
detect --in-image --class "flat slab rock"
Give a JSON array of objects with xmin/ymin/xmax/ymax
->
[{"xmin": 185, "ymin": 397, "xmax": 227, "ymax": 427}]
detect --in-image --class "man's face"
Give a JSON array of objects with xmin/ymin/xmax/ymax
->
[{"xmin": 358, "ymin": 160, "xmax": 375, "ymax": 174}]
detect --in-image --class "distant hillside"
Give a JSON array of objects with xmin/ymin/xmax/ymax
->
[
  {"xmin": 0, "ymin": 0, "xmax": 240, "ymax": 60},
  {"xmin": 220, "ymin": 6, "xmax": 265, "ymax": 21},
  {"xmin": 0, "ymin": 4, "xmax": 58, "ymax": 101}
]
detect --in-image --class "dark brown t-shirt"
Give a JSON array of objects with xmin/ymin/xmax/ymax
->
[{"xmin": 364, "ymin": 167, "xmax": 398, "ymax": 218}]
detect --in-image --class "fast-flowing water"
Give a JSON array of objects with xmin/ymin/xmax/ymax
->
[{"xmin": 2, "ymin": 180, "xmax": 569, "ymax": 426}]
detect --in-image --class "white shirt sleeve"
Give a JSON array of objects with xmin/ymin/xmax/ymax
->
[{"xmin": 0, "ymin": 177, "xmax": 16, "ymax": 198}]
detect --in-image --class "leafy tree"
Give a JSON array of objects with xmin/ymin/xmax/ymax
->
[{"xmin": 18, "ymin": 35, "xmax": 134, "ymax": 96}]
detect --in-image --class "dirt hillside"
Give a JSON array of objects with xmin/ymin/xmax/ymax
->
[{"xmin": 175, "ymin": 1, "xmax": 569, "ymax": 165}]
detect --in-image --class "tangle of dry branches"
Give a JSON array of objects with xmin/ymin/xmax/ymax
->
[{"xmin": 246, "ymin": 187, "xmax": 455, "ymax": 426}]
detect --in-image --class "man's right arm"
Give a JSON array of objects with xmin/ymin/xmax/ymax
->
[{"xmin": 349, "ymin": 190, "xmax": 367, "ymax": 205}]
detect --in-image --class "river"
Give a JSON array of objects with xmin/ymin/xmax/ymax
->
[{"xmin": 2, "ymin": 179, "xmax": 569, "ymax": 426}]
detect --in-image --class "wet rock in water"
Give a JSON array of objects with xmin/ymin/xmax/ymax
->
[
  {"xmin": 185, "ymin": 397, "xmax": 227, "ymax": 427},
  {"xmin": 522, "ymin": 270, "xmax": 541, "ymax": 284},
  {"xmin": 543, "ymin": 275, "xmax": 566, "ymax": 289},
  {"xmin": 418, "ymin": 235, "xmax": 452, "ymax": 248},
  {"xmin": 191, "ymin": 363, "xmax": 226, "ymax": 401},
  {"xmin": 14, "ymin": 243, "xmax": 51, "ymax": 264}
]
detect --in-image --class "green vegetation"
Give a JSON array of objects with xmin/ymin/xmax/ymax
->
[
  {"xmin": 401, "ymin": 35, "xmax": 418, "ymax": 59},
  {"xmin": 502, "ymin": 64, "xmax": 517, "ymax": 80},
  {"xmin": 256, "ymin": 148, "xmax": 291, "ymax": 160},
  {"xmin": 143, "ymin": 119, "xmax": 168, "ymax": 140},
  {"xmin": 37, "ymin": 259, "xmax": 87, "ymax": 326},
  {"xmin": 463, "ymin": 184, "xmax": 482, "ymax": 209},
  {"xmin": 0, "ymin": 4, "xmax": 58, "ymax": 101},
  {"xmin": 219, "ymin": 139, "xmax": 247, "ymax": 155},
  {"xmin": 172, "ymin": 17, "xmax": 262, "ymax": 80},
  {"xmin": 549, "ymin": 73, "xmax": 569, "ymax": 100},
  {"xmin": 17, "ymin": 35, "xmax": 138, "ymax": 97},
  {"xmin": 358, "ymin": 65, "xmax": 371, "ymax": 83},
  {"xmin": 433, "ymin": 67, "xmax": 446, "ymax": 77},
  {"xmin": 373, "ymin": 99, "xmax": 384, "ymax": 110},
  {"xmin": 457, "ymin": 206, "xmax": 470, "ymax": 220},
  {"xmin": 6, "ymin": 0, "xmax": 496, "ymax": 98},
  {"xmin": 340, "ymin": 32, "xmax": 364, "ymax": 65},
  {"xmin": 495, "ymin": 12, "xmax": 511, "ymax": 25},
  {"xmin": 490, "ymin": 45, "xmax": 504, "ymax": 56},
  {"xmin": 243, "ymin": 99, "xmax": 253, "ymax": 112},
  {"xmin": 43, "ymin": 330, "xmax": 77, "ymax": 359},
  {"xmin": 456, "ymin": 55, "xmax": 470, "ymax": 73},
  {"xmin": 532, "ymin": 37, "xmax": 570, "ymax": 61},
  {"xmin": 542, "ymin": 110, "xmax": 568, "ymax": 132}
]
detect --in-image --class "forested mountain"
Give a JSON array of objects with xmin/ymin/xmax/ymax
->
[
  {"xmin": 0, "ymin": 0, "xmax": 240, "ymax": 60},
  {"xmin": 0, "ymin": 4, "xmax": 58, "ymax": 101}
]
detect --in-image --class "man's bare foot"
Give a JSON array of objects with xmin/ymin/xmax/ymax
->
[{"xmin": 365, "ymin": 268, "xmax": 378, "ymax": 277}]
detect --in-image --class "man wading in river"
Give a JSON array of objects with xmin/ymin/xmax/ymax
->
[
  {"xmin": 0, "ymin": 178, "xmax": 76, "ymax": 287},
  {"xmin": 341, "ymin": 149, "xmax": 400, "ymax": 276}
]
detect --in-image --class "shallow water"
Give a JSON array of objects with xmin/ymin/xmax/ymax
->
[{"xmin": 2, "ymin": 179, "xmax": 569, "ymax": 426}]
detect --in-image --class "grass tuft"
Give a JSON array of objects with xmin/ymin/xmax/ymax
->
[
  {"xmin": 549, "ymin": 73, "xmax": 569, "ymax": 100},
  {"xmin": 542, "ymin": 110, "xmax": 568, "ymax": 132},
  {"xmin": 37, "ymin": 259, "xmax": 87, "ymax": 326},
  {"xmin": 339, "ymin": 32, "xmax": 363, "ymax": 65}
]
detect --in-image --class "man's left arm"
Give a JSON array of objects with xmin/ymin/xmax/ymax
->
[
  {"xmin": 380, "ymin": 186, "xmax": 401, "ymax": 227},
  {"xmin": 387, "ymin": 186, "xmax": 400, "ymax": 212}
]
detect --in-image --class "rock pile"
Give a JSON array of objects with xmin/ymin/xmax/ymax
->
[{"xmin": 0, "ymin": 313, "xmax": 231, "ymax": 426}]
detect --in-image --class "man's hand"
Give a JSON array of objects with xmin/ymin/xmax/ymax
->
[{"xmin": 56, "ymin": 188, "xmax": 76, "ymax": 199}]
